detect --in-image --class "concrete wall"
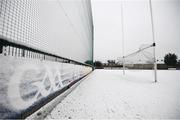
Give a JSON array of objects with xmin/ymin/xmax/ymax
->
[{"xmin": 0, "ymin": 55, "xmax": 92, "ymax": 118}]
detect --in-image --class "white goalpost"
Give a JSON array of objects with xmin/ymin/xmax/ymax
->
[
  {"xmin": 119, "ymin": 0, "xmax": 157, "ymax": 82},
  {"xmin": 121, "ymin": 43, "xmax": 157, "ymax": 81},
  {"xmin": 120, "ymin": 1, "xmax": 125, "ymax": 75},
  {"xmin": 149, "ymin": 0, "xmax": 157, "ymax": 82}
]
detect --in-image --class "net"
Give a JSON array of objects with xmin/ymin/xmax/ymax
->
[
  {"xmin": 0, "ymin": 0, "xmax": 93, "ymax": 63},
  {"xmin": 118, "ymin": 43, "xmax": 155, "ymax": 69}
]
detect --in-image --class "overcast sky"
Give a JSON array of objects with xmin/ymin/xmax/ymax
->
[{"xmin": 91, "ymin": 0, "xmax": 180, "ymax": 62}]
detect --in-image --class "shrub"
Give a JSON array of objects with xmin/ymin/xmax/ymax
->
[
  {"xmin": 94, "ymin": 61, "xmax": 103, "ymax": 69},
  {"xmin": 164, "ymin": 53, "xmax": 177, "ymax": 67}
]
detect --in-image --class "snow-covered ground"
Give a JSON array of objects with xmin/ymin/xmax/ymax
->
[{"xmin": 45, "ymin": 69, "xmax": 180, "ymax": 119}]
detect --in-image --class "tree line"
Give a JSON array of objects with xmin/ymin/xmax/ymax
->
[{"xmin": 85, "ymin": 53, "xmax": 180, "ymax": 69}]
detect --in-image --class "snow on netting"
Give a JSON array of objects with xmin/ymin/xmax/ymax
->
[{"xmin": 118, "ymin": 44, "xmax": 155, "ymax": 69}]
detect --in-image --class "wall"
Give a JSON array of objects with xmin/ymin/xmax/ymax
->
[
  {"xmin": 0, "ymin": 55, "xmax": 92, "ymax": 118},
  {"xmin": 0, "ymin": 0, "xmax": 93, "ymax": 118}
]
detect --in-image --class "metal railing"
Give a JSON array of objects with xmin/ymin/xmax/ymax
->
[{"xmin": 0, "ymin": 36, "xmax": 93, "ymax": 68}]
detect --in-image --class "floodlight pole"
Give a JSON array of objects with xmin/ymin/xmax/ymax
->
[{"xmin": 149, "ymin": 0, "xmax": 157, "ymax": 82}]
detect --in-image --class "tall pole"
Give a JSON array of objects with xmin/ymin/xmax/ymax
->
[
  {"xmin": 121, "ymin": 0, "xmax": 125, "ymax": 75},
  {"xmin": 149, "ymin": 0, "xmax": 157, "ymax": 82},
  {"xmin": 123, "ymin": 56, "xmax": 125, "ymax": 75}
]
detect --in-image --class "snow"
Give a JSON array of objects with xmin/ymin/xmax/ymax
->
[
  {"xmin": 45, "ymin": 69, "xmax": 180, "ymax": 119},
  {"xmin": 0, "ymin": 55, "xmax": 92, "ymax": 118},
  {"xmin": 26, "ymin": 79, "xmax": 85, "ymax": 120}
]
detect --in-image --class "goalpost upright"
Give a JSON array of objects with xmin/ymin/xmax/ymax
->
[
  {"xmin": 121, "ymin": 0, "xmax": 125, "ymax": 75},
  {"xmin": 119, "ymin": 0, "xmax": 157, "ymax": 82},
  {"xmin": 149, "ymin": 0, "xmax": 157, "ymax": 82}
]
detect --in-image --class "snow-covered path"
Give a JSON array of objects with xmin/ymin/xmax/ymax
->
[{"xmin": 45, "ymin": 70, "xmax": 180, "ymax": 119}]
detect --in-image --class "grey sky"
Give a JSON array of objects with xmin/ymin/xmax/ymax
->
[{"xmin": 92, "ymin": 0, "xmax": 180, "ymax": 62}]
